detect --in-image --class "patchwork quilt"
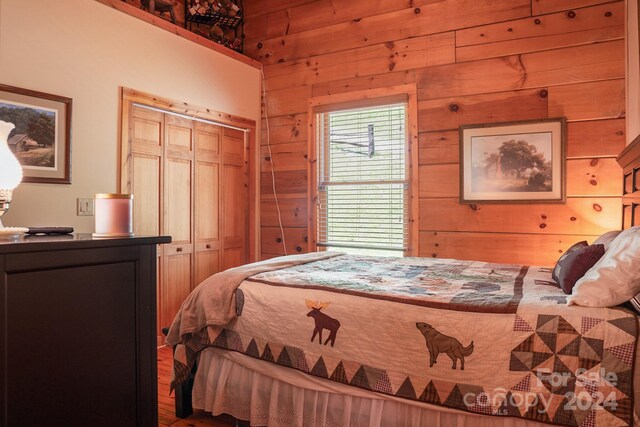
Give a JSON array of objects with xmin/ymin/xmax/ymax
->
[{"xmin": 168, "ymin": 254, "xmax": 638, "ymax": 427}]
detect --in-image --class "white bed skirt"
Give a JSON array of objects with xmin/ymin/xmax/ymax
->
[{"xmin": 193, "ymin": 347, "xmax": 558, "ymax": 427}]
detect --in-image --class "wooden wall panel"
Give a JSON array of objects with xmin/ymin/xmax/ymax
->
[
  {"xmin": 265, "ymin": 86, "xmax": 312, "ymax": 117},
  {"xmin": 263, "ymin": 33, "xmax": 456, "ymax": 91},
  {"xmin": 261, "ymin": 170, "xmax": 307, "ymax": 194},
  {"xmin": 311, "ymin": 69, "xmax": 419, "ymax": 98},
  {"xmin": 419, "ymin": 198, "xmax": 621, "ymax": 235},
  {"xmin": 260, "ymin": 142, "xmax": 307, "ymax": 172},
  {"xmin": 246, "ymin": 0, "xmax": 626, "ymax": 265},
  {"xmin": 419, "ymin": 231, "xmax": 599, "ymax": 266},
  {"xmin": 566, "ymin": 158, "xmax": 622, "ymax": 196},
  {"xmin": 245, "ymin": 0, "xmax": 410, "ymax": 42},
  {"xmin": 260, "ymin": 197, "xmax": 308, "ymax": 227},
  {"xmin": 548, "ymin": 79, "xmax": 625, "ymax": 121},
  {"xmin": 247, "ymin": 0, "xmax": 530, "ymax": 64},
  {"xmin": 566, "ymin": 119, "xmax": 626, "ymax": 157},
  {"xmin": 456, "ymin": 2, "xmax": 623, "ymax": 61},
  {"xmin": 261, "ymin": 114, "xmax": 308, "ymax": 145},
  {"xmin": 418, "ymin": 131, "xmax": 459, "ymax": 165},
  {"xmin": 418, "ymin": 89, "xmax": 548, "ymax": 132},
  {"xmin": 261, "ymin": 226, "xmax": 308, "ymax": 256},
  {"xmin": 416, "ymin": 41, "xmax": 623, "ymax": 100},
  {"xmin": 532, "ymin": 0, "xmax": 614, "ymax": 16}
]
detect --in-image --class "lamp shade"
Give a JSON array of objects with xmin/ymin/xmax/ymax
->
[{"xmin": 0, "ymin": 120, "xmax": 23, "ymax": 190}]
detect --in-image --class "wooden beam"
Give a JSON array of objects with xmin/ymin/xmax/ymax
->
[{"xmin": 93, "ymin": 0, "xmax": 262, "ymax": 69}]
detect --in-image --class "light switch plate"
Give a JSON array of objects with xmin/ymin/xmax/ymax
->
[{"xmin": 77, "ymin": 198, "xmax": 94, "ymax": 216}]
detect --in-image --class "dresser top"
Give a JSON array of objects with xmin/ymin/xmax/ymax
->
[{"xmin": 0, "ymin": 233, "xmax": 171, "ymax": 254}]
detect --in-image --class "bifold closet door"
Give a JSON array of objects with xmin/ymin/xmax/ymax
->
[
  {"xmin": 122, "ymin": 98, "xmax": 251, "ymax": 338},
  {"xmin": 221, "ymin": 127, "xmax": 248, "ymax": 270},
  {"xmin": 127, "ymin": 105, "xmax": 163, "ymax": 341},
  {"xmin": 161, "ymin": 115, "xmax": 193, "ymax": 332},
  {"xmin": 194, "ymin": 121, "xmax": 222, "ymax": 285}
]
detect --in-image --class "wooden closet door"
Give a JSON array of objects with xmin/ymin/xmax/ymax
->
[
  {"xmin": 221, "ymin": 127, "xmax": 248, "ymax": 270},
  {"xmin": 128, "ymin": 105, "xmax": 163, "ymax": 237},
  {"xmin": 160, "ymin": 115, "xmax": 194, "ymax": 331},
  {"xmin": 126, "ymin": 104, "xmax": 164, "ymax": 341},
  {"xmin": 194, "ymin": 122, "xmax": 221, "ymax": 285}
]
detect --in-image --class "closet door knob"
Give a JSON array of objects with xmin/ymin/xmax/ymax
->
[
  {"xmin": 205, "ymin": 244, "xmax": 211, "ymax": 249},
  {"xmin": 176, "ymin": 247, "xmax": 183, "ymax": 253}
]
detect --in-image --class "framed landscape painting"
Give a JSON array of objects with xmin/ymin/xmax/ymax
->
[
  {"xmin": 0, "ymin": 84, "xmax": 71, "ymax": 184},
  {"xmin": 460, "ymin": 118, "xmax": 566, "ymax": 203}
]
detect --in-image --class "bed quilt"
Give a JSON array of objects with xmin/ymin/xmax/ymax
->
[{"xmin": 169, "ymin": 254, "xmax": 638, "ymax": 427}]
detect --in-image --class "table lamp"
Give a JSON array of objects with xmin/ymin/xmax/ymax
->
[{"xmin": 0, "ymin": 120, "xmax": 24, "ymax": 231}]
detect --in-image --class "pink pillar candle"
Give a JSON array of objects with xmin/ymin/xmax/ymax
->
[{"xmin": 93, "ymin": 193, "xmax": 134, "ymax": 238}]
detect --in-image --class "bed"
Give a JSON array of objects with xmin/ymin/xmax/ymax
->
[{"xmin": 165, "ymin": 137, "xmax": 640, "ymax": 427}]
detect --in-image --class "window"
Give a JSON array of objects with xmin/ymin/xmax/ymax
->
[{"xmin": 309, "ymin": 86, "xmax": 418, "ymax": 257}]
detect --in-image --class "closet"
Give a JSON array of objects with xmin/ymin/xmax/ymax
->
[{"xmin": 119, "ymin": 89, "xmax": 255, "ymax": 342}]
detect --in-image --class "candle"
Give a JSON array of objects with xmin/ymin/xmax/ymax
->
[{"xmin": 93, "ymin": 193, "xmax": 134, "ymax": 238}]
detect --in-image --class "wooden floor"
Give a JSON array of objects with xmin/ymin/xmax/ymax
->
[{"xmin": 157, "ymin": 346, "xmax": 238, "ymax": 427}]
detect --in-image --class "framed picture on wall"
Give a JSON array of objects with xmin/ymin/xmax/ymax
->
[
  {"xmin": 0, "ymin": 84, "xmax": 72, "ymax": 184},
  {"xmin": 460, "ymin": 118, "xmax": 566, "ymax": 203}
]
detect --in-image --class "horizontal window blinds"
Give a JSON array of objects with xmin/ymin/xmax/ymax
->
[{"xmin": 316, "ymin": 103, "xmax": 408, "ymax": 255}]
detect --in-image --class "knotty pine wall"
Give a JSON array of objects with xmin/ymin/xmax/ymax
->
[{"xmin": 244, "ymin": 0, "xmax": 627, "ymax": 266}]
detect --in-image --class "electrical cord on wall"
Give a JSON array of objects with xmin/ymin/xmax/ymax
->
[{"xmin": 261, "ymin": 65, "xmax": 288, "ymax": 256}]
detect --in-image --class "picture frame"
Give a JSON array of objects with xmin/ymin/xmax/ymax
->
[
  {"xmin": 0, "ymin": 84, "xmax": 72, "ymax": 184},
  {"xmin": 460, "ymin": 118, "xmax": 566, "ymax": 204}
]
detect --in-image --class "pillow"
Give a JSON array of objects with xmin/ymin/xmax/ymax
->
[
  {"xmin": 552, "ymin": 240, "xmax": 588, "ymax": 284},
  {"xmin": 568, "ymin": 226, "xmax": 640, "ymax": 307},
  {"xmin": 555, "ymin": 244, "xmax": 605, "ymax": 294},
  {"xmin": 592, "ymin": 230, "xmax": 622, "ymax": 251}
]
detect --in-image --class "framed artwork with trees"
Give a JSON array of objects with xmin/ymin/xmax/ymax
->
[
  {"xmin": 459, "ymin": 118, "xmax": 566, "ymax": 203},
  {"xmin": 0, "ymin": 84, "xmax": 72, "ymax": 184}
]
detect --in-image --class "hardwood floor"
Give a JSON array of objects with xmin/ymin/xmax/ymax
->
[{"xmin": 157, "ymin": 346, "xmax": 238, "ymax": 427}]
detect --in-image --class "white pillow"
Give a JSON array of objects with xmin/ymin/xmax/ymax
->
[{"xmin": 568, "ymin": 226, "xmax": 640, "ymax": 307}]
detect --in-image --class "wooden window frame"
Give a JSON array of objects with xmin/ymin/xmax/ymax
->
[{"xmin": 307, "ymin": 84, "xmax": 419, "ymax": 256}]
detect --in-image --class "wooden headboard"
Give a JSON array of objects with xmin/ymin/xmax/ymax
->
[{"xmin": 617, "ymin": 135, "xmax": 640, "ymax": 229}]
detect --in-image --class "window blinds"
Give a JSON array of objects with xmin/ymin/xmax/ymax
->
[{"xmin": 316, "ymin": 103, "xmax": 408, "ymax": 255}]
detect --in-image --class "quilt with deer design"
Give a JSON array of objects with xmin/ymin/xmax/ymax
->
[{"xmin": 170, "ymin": 254, "xmax": 638, "ymax": 427}]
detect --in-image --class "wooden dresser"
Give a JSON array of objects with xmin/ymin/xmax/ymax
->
[{"xmin": 0, "ymin": 234, "xmax": 170, "ymax": 427}]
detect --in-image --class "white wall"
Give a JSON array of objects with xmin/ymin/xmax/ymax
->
[{"xmin": 0, "ymin": 0, "xmax": 261, "ymax": 232}]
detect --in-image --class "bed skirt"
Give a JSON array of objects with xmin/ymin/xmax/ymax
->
[{"xmin": 193, "ymin": 347, "xmax": 568, "ymax": 427}]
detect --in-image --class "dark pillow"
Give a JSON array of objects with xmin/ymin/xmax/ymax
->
[
  {"xmin": 552, "ymin": 241, "xmax": 588, "ymax": 284},
  {"xmin": 556, "ymin": 244, "xmax": 605, "ymax": 294}
]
